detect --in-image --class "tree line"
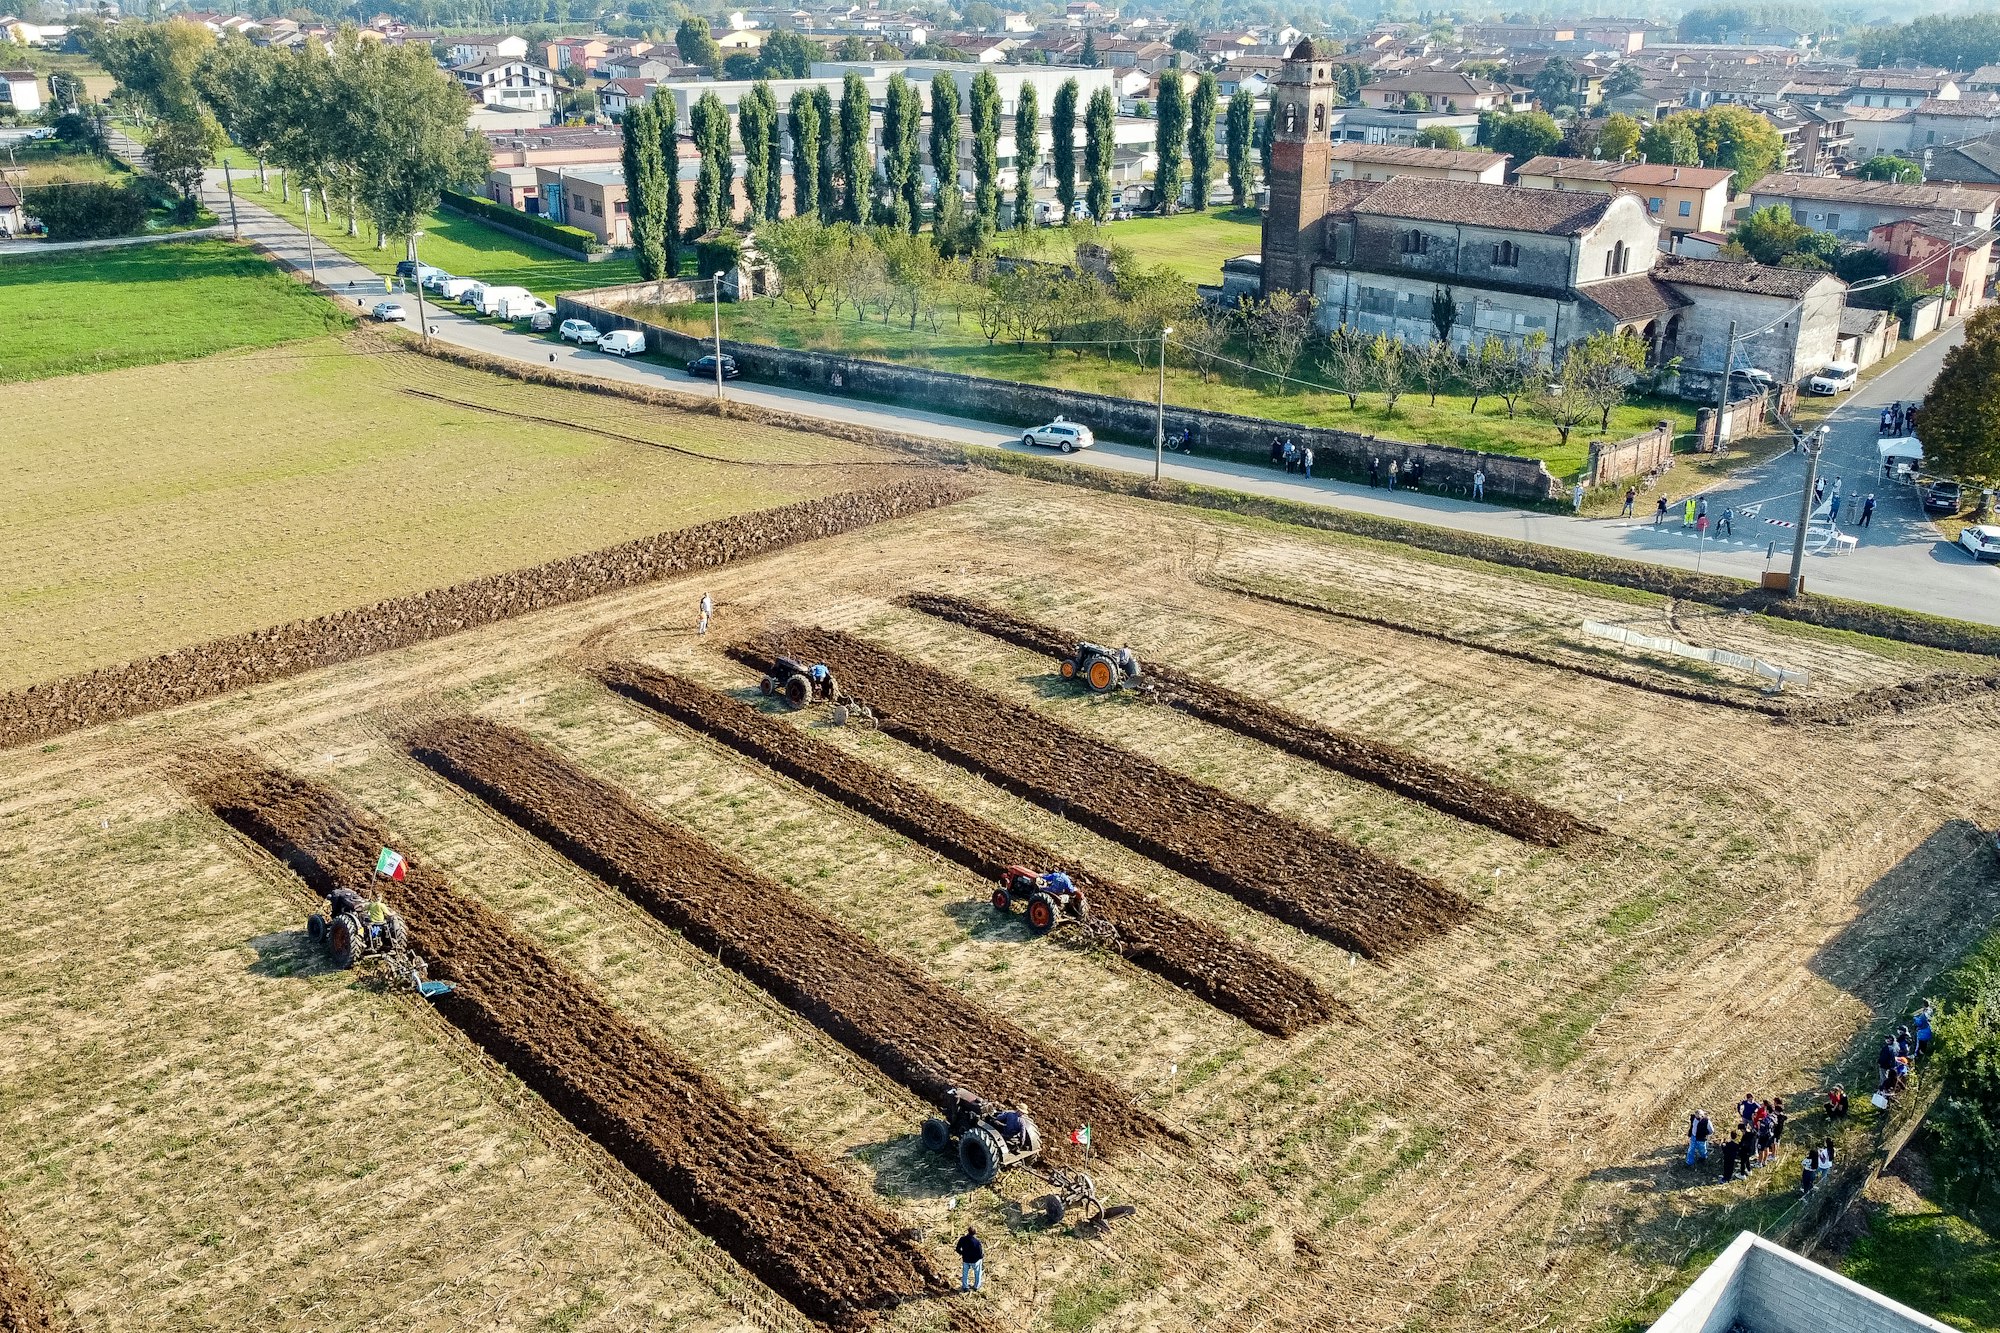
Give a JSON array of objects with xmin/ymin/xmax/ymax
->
[
  {"xmin": 90, "ymin": 18, "xmax": 487, "ymax": 248},
  {"xmin": 620, "ymin": 70, "xmax": 1262, "ymax": 280}
]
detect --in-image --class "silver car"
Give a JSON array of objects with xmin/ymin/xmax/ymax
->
[{"xmin": 1022, "ymin": 419, "xmax": 1094, "ymax": 453}]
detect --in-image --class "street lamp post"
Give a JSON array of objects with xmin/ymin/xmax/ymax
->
[
  {"xmin": 712, "ymin": 271, "xmax": 727, "ymax": 401},
  {"xmin": 221, "ymin": 156, "xmax": 240, "ymax": 240},
  {"xmin": 1154, "ymin": 325, "xmax": 1173, "ymax": 481}
]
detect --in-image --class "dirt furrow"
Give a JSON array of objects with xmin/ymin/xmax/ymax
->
[
  {"xmin": 731, "ymin": 631, "xmax": 1472, "ymax": 959},
  {"xmin": 600, "ymin": 661, "xmax": 1342, "ymax": 1036},
  {"xmin": 198, "ymin": 762, "xmax": 944, "ymax": 1330},
  {"xmin": 903, "ymin": 592, "xmax": 1596, "ymax": 847},
  {"xmin": 0, "ymin": 1229, "xmax": 57, "ymax": 1333},
  {"xmin": 406, "ymin": 717, "xmax": 1165, "ymax": 1154},
  {"xmin": 0, "ymin": 478, "xmax": 972, "ymax": 752}
]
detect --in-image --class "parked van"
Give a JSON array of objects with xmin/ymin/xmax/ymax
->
[
  {"xmin": 473, "ymin": 284, "xmax": 534, "ymax": 317},
  {"xmin": 435, "ymin": 276, "xmax": 478, "ymax": 301},
  {"xmin": 496, "ymin": 293, "xmax": 553, "ymax": 321},
  {"xmin": 598, "ymin": 328, "xmax": 646, "ymax": 357},
  {"xmin": 458, "ymin": 281, "xmax": 488, "ymax": 308}
]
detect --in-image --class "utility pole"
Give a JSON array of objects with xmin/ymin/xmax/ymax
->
[
  {"xmin": 410, "ymin": 228, "xmax": 429, "ymax": 343},
  {"xmin": 1786, "ymin": 428, "xmax": 1824, "ymax": 597},
  {"xmin": 301, "ymin": 185, "xmax": 318, "ymax": 285},
  {"xmin": 1712, "ymin": 319, "xmax": 1737, "ymax": 452},
  {"xmin": 221, "ymin": 156, "xmax": 240, "ymax": 239},
  {"xmin": 712, "ymin": 271, "xmax": 726, "ymax": 401},
  {"xmin": 1154, "ymin": 324, "xmax": 1172, "ymax": 481}
]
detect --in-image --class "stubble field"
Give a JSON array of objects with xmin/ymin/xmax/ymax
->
[{"xmin": 2, "ymin": 467, "xmax": 1997, "ymax": 1332}]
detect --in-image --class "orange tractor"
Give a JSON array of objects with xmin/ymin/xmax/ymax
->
[{"xmin": 1058, "ymin": 642, "xmax": 1149, "ymax": 695}]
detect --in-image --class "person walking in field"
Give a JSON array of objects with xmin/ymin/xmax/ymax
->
[
  {"xmin": 698, "ymin": 593, "xmax": 714, "ymax": 636},
  {"xmin": 956, "ymin": 1227, "xmax": 985, "ymax": 1293}
]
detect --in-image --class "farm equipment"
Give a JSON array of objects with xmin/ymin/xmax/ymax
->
[
  {"xmin": 758, "ymin": 655, "xmax": 840, "ymax": 708},
  {"xmin": 1058, "ymin": 641, "xmax": 1150, "ymax": 696},
  {"xmin": 920, "ymin": 1087, "xmax": 1043, "ymax": 1185},
  {"xmin": 1031, "ymin": 1164, "xmax": 1136, "ymax": 1228},
  {"xmin": 991, "ymin": 865, "xmax": 1090, "ymax": 935},
  {"xmin": 307, "ymin": 886, "xmax": 409, "ymax": 969}
]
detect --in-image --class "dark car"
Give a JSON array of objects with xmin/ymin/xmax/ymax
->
[
  {"xmin": 686, "ymin": 353, "xmax": 741, "ymax": 380},
  {"xmin": 1923, "ymin": 480, "xmax": 1963, "ymax": 515}
]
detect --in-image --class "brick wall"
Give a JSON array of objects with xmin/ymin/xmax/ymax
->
[
  {"xmin": 559, "ymin": 290, "xmax": 1584, "ymax": 500},
  {"xmin": 1587, "ymin": 420, "xmax": 1677, "ymax": 486}
]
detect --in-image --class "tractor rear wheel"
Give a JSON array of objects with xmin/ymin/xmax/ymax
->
[
  {"xmin": 307, "ymin": 913, "xmax": 326, "ymax": 943},
  {"xmin": 1084, "ymin": 656, "xmax": 1116, "ymax": 692},
  {"xmin": 384, "ymin": 915, "xmax": 408, "ymax": 952},
  {"xmin": 958, "ymin": 1125, "xmax": 1003, "ymax": 1184},
  {"xmin": 328, "ymin": 914, "xmax": 361, "ymax": 969},
  {"xmin": 819, "ymin": 670, "xmax": 839, "ymax": 701},
  {"xmin": 990, "ymin": 886, "xmax": 1013, "ymax": 913},
  {"xmin": 1026, "ymin": 892, "xmax": 1059, "ymax": 934},
  {"xmin": 783, "ymin": 674, "xmax": 812, "ymax": 707},
  {"xmin": 921, "ymin": 1117, "xmax": 951, "ymax": 1153}
]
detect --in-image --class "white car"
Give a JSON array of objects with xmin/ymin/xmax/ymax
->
[
  {"xmin": 1022, "ymin": 419, "xmax": 1094, "ymax": 453},
  {"xmin": 559, "ymin": 318, "xmax": 601, "ymax": 345},
  {"xmin": 1808, "ymin": 361, "xmax": 1859, "ymax": 394},
  {"xmin": 598, "ymin": 328, "xmax": 646, "ymax": 357},
  {"xmin": 421, "ymin": 270, "xmax": 457, "ymax": 293},
  {"xmin": 369, "ymin": 300, "xmax": 407, "ymax": 323},
  {"xmin": 436, "ymin": 276, "xmax": 478, "ymax": 301},
  {"xmin": 1959, "ymin": 525, "xmax": 2000, "ymax": 562}
]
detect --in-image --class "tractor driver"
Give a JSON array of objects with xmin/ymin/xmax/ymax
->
[
  {"xmin": 368, "ymin": 896, "xmax": 389, "ymax": 945},
  {"xmin": 1039, "ymin": 869, "xmax": 1078, "ymax": 900},
  {"xmin": 993, "ymin": 1107, "xmax": 1027, "ymax": 1146},
  {"xmin": 808, "ymin": 663, "xmax": 831, "ymax": 693},
  {"xmin": 1114, "ymin": 645, "xmax": 1141, "ymax": 679}
]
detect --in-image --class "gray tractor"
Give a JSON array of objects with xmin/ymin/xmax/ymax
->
[
  {"xmin": 306, "ymin": 886, "xmax": 408, "ymax": 969},
  {"xmin": 920, "ymin": 1086, "xmax": 1043, "ymax": 1184}
]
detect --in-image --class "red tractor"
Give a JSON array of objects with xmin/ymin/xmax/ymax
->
[{"xmin": 991, "ymin": 864, "xmax": 1090, "ymax": 934}]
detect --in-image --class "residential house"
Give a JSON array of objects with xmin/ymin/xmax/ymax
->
[
  {"xmin": 1790, "ymin": 102, "xmax": 1851, "ymax": 173},
  {"xmin": 1844, "ymin": 71, "xmax": 1956, "ymax": 111},
  {"xmin": 0, "ymin": 18, "xmax": 67, "ymax": 46},
  {"xmin": 603, "ymin": 38, "xmax": 657, "ymax": 59},
  {"xmin": 714, "ymin": 28, "xmax": 765, "ymax": 52},
  {"xmin": 1965, "ymin": 64, "xmax": 2000, "ymax": 94},
  {"xmin": 484, "ymin": 124, "xmax": 626, "ymax": 167},
  {"xmin": 598, "ymin": 77, "xmax": 658, "ymax": 118},
  {"xmin": 1512, "ymin": 157, "xmax": 1734, "ymax": 241},
  {"xmin": 1327, "ymin": 142, "xmax": 1507, "ymax": 184},
  {"xmin": 445, "ymin": 32, "xmax": 528, "ymax": 65},
  {"xmin": 0, "ymin": 179, "xmax": 22, "ymax": 237},
  {"xmin": 1747, "ymin": 172, "xmax": 1998, "ymax": 239},
  {"xmin": 1357, "ymin": 72, "xmax": 1529, "ymax": 114},
  {"xmin": 944, "ymin": 34, "xmax": 1014, "ymax": 62},
  {"xmin": 1908, "ymin": 95, "xmax": 2000, "ymax": 152},
  {"xmin": 600, "ymin": 55, "xmax": 681, "ymax": 82},
  {"xmin": 1459, "ymin": 21, "xmax": 1575, "ymax": 47},
  {"xmin": 1841, "ymin": 105, "xmax": 1917, "ymax": 158},
  {"xmin": 539, "ymin": 37, "xmax": 610, "ymax": 73},
  {"xmin": 453, "ymin": 57, "xmax": 558, "ymax": 113},
  {"xmin": 1915, "ymin": 130, "xmax": 2000, "ymax": 189},
  {"xmin": 1867, "ymin": 216, "xmax": 1994, "ymax": 317},
  {"xmin": 1575, "ymin": 20, "xmax": 1657, "ymax": 54},
  {"xmin": 0, "ymin": 68, "xmax": 39, "ymax": 113},
  {"xmin": 1096, "ymin": 38, "xmax": 1175, "ymax": 74}
]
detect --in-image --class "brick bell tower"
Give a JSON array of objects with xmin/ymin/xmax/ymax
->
[{"xmin": 1261, "ymin": 40, "xmax": 1338, "ymax": 297}]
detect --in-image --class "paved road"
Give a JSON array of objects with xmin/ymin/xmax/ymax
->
[{"xmin": 196, "ymin": 166, "xmax": 2000, "ymax": 628}]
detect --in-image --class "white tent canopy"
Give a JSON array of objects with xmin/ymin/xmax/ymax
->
[{"xmin": 1879, "ymin": 436, "xmax": 1923, "ymax": 465}]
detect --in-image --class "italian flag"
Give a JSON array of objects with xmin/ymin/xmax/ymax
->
[
  {"xmin": 1070, "ymin": 1124, "xmax": 1091, "ymax": 1148},
  {"xmin": 375, "ymin": 847, "xmax": 407, "ymax": 881}
]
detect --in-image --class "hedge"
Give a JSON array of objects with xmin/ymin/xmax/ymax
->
[{"xmin": 440, "ymin": 189, "xmax": 605, "ymax": 253}]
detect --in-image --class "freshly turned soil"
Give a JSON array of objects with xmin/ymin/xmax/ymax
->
[
  {"xmin": 601, "ymin": 661, "xmax": 1344, "ymax": 1036},
  {"xmin": 200, "ymin": 763, "xmax": 947, "ymax": 1329}
]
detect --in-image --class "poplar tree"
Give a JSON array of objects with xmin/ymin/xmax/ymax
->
[
  {"xmin": 621, "ymin": 97, "xmax": 668, "ymax": 278},
  {"xmin": 1013, "ymin": 81, "xmax": 1039, "ymax": 227},
  {"xmin": 1084, "ymin": 85, "xmax": 1114, "ymax": 222},
  {"xmin": 811, "ymin": 86, "xmax": 836, "ymax": 221},
  {"xmin": 970, "ymin": 67, "xmax": 1001, "ymax": 238},
  {"xmin": 929, "ymin": 70, "xmax": 962, "ymax": 242},
  {"xmin": 1154, "ymin": 70, "xmax": 1187, "ymax": 212},
  {"xmin": 838, "ymin": 70, "xmax": 870, "ymax": 223},
  {"xmin": 1225, "ymin": 87, "xmax": 1254, "ymax": 206},
  {"xmin": 739, "ymin": 85, "xmax": 773, "ymax": 222},
  {"xmin": 788, "ymin": 87, "xmax": 821, "ymax": 220},
  {"xmin": 1050, "ymin": 77, "xmax": 1078, "ymax": 221},
  {"xmin": 691, "ymin": 90, "xmax": 732, "ymax": 230},
  {"xmin": 880, "ymin": 72, "xmax": 918, "ymax": 229},
  {"xmin": 660, "ymin": 98, "xmax": 683, "ymax": 268},
  {"xmin": 755, "ymin": 81, "xmax": 781, "ymax": 220},
  {"xmin": 1187, "ymin": 72, "xmax": 1217, "ymax": 212}
]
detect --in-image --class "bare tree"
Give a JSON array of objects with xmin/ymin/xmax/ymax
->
[
  {"xmin": 1313, "ymin": 327, "xmax": 1370, "ymax": 409},
  {"xmin": 1413, "ymin": 338, "xmax": 1456, "ymax": 406},
  {"xmin": 1239, "ymin": 290, "xmax": 1316, "ymax": 390},
  {"xmin": 1368, "ymin": 334, "xmax": 1409, "ymax": 414}
]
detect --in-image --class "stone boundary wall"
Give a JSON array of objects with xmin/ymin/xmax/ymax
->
[
  {"xmin": 560, "ymin": 289, "xmax": 1587, "ymax": 501},
  {"xmin": 1587, "ymin": 420, "xmax": 1676, "ymax": 487}
]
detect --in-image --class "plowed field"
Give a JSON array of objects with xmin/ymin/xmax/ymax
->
[
  {"xmin": 732, "ymin": 631, "xmax": 1472, "ymax": 959},
  {"xmin": 599, "ymin": 661, "xmax": 1340, "ymax": 1036},
  {"xmin": 407, "ymin": 716, "xmax": 1164, "ymax": 1152},
  {"xmin": 0, "ymin": 477, "xmax": 971, "ymax": 752},
  {"xmin": 200, "ymin": 762, "xmax": 944, "ymax": 1329},
  {"xmin": 0, "ymin": 1232, "xmax": 56, "ymax": 1333},
  {"xmin": 902, "ymin": 592, "xmax": 1593, "ymax": 847}
]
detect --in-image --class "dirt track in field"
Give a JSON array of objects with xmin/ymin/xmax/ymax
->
[
  {"xmin": 902, "ymin": 592, "xmax": 1594, "ymax": 847},
  {"xmin": 0, "ymin": 478, "xmax": 971, "ymax": 753},
  {"xmin": 198, "ymin": 762, "xmax": 944, "ymax": 1329},
  {"xmin": 0, "ymin": 1231, "xmax": 56, "ymax": 1333},
  {"xmin": 599, "ymin": 661, "xmax": 1342, "ymax": 1036},
  {"xmin": 406, "ymin": 717, "xmax": 1165, "ymax": 1154},
  {"xmin": 730, "ymin": 630, "xmax": 1472, "ymax": 959}
]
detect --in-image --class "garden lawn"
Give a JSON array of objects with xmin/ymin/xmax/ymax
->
[
  {"xmin": 10, "ymin": 140, "xmax": 123, "ymax": 187},
  {"xmin": 638, "ymin": 295, "xmax": 1695, "ymax": 479},
  {"xmin": 228, "ymin": 179, "xmax": 639, "ymax": 300},
  {"xmin": 1842, "ymin": 1206, "xmax": 2000, "ymax": 1331},
  {"xmin": 1098, "ymin": 207, "xmax": 1263, "ymax": 282},
  {"xmin": 0, "ymin": 238, "xmax": 350, "ymax": 383}
]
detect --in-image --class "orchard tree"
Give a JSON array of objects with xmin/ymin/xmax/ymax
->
[
  {"xmin": 1225, "ymin": 87, "xmax": 1254, "ymax": 205},
  {"xmin": 1187, "ymin": 72, "xmax": 1217, "ymax": 212},
  {"xmin": 1051, "ymin": 77, "xmax": 1079, "ymax": 220},
  {"xmin": 1013, "ymin": 81, "xmax": 1039, "ymax": 228}
]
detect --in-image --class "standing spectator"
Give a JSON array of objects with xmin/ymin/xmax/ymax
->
[
  {"xmin": 1719, "ymin": 507, "xmax": 1734, "ymax": 537},
  {"xmin": 1915, "ymin": 1003, "xmax": 1935, "ymax": 1056},
  {"xmin": 1697, "ymin": 497, "xmax": 1708, "ymax": 523},
  {"xmin": 1895, "ymin": 1025, "xmax": 1915, "ymax": 1064},
  {"xmin": 1829, "ymin": 492, "xmax": 1842, "ymax": 523},
  {"xmin": 1623, "ymin": 486, "xmax": 1636, "ymax": 516},
  {"xmin": 698, "ymin": 593, "xmax": 714, "ymax": 636},
  {"xmin": 1655, "ymin": 495, "xmax": 1669, "ymax": 527},
  {"xmin": 1771, "ymin": 1097, "xmax": 1788, "ymax": 1150},
  {"xmin": 1388, "ymin": 459, "xmax": 1400, "ymax": 488},
  {"xmin": 1859, "ymin": 495, "xmax": 1876, "ymax": 527},
  {"xmin": 1719, "ymin": 1130, "xmax": 1741, "ymax": 1182},
  {"xmin": 1696, "ymin": 510, "xmax": 1709, "ymax": 539},
  {"xmin": 956, "ymin": 1227, "xmax": 985, "ymax": 1293},
  {"xmin": 1410, "ymin": 458, "xmax": 1425, "ymax": 490},
  {"xmin": 1573, "ymin": 480, "xmax": 1587, "ymax": 513},
  {"xmin": 1801, "ymin": 1153, "xmax": 1819, "ymax": 1198},
  {"xmin": 1302, "ymin": 445, "xmax": 1315, "ymax": 480},
  {"xmin": 1878, "ymin": 1036, "xmax": 1898, "ymax": 1092},
  {"xmin": 1474, "ymin": 467, "xmax": 1485, "ymax": 500},
  {"xmin": 1282, "ymin": 439, "xmax": 1297, "ymax": 474},
  {"xmin": 1881, "ymin": 405, "xmax": 1895, "ymax": 435},
  {"xmin": 1369, "ymin": 456, "xmax": 1380, "ymax": 488},
  {"xmin": 1817, "ymin": 1140, "xmax": 1834, "ymax": 1174},
  {"xmin": 1687, "ymin": 1109, "xmax": 1713, "ymax": 1166},
  {"xmin": 1756, "ymin": 1110, "xmax": 1777, "ymax": 1168},
  {"xmin": 1683, "ymin": 496, "xmax": 1697, "ymax": 527},
  {"xmin": 1738, "ymin": 1092, "xmax": 1760, "ymax": 1130},
  {"xmin": 1270, "ymin": 437, "xmax": 1285, "ymax": 468}
]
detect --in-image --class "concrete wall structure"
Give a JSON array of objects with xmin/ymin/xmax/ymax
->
[{"xmin": 1651, "ymin": 1231, "xmax": 1953, "ymax": 1333}]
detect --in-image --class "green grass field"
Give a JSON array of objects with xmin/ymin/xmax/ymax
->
[
  {"xmin": 1097, "ymin": 207, "xmax": 1263, "ymax": 282},
  {"xmin": 0, "ymin": 239, "xmax": 351, "ymax": 383},
  {"xmin": 226, "ymin": 178, "xmax": 641, "ymax": 300},
  {"xmin": 9, "ymin": 139, "xmax": 123, "ymax": 187},
  {"xmin": 637, "ymin": 295, "xmax": 1694, "ymax": 478}
]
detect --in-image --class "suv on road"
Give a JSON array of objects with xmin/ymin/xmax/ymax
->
[
  {"xmin": 686, "ymin": 353, "xmax": 740, "ymax": 379},
  {"xmin": 1808, "ymin": 362, "xmax": 1858, "ymax": 395}
]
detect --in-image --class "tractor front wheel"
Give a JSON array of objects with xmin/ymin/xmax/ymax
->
[
  {"xmin": 306, "ymin": 912, "xmax": 326, "ymax": 943},
  {"xmin": 758, "ymin": 675, "xmax": 776, "ymax": 697},
  {"xmin": 1026, "ymin": 892, "xmax": 1059, "ymax": 934},
  {"xmin": 990, "ymin": 886, "xmax": 1013, "ymax": 913},
  {"xmin": 921, "ymin": 1117, "xmax": 951, "ymax": 1153},
  {"xmin": 959, "ymin": 1125, "xmax": 1003, "ymax": 1184},
  {"xmin": 1060, "ymin": 659, "xmax": 1076, "ymax": 679},
  {"xmin": 783, "ymin": 674, "xmax": 812, "ymax": 707}
]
